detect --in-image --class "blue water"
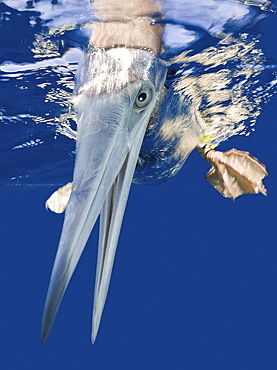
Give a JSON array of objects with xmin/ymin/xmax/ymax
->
[{"xmin": 1, "ymin": 2, "xmax": 277, "ymax": 369}]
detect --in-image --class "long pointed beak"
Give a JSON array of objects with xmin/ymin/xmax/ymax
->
[
  {"xmin": 91, "ymin": 117, "xmax": 147, "ymax": 342},
  {"xmin": 41, "ymin": 83, "xmax": 156, "ymax": 342}
]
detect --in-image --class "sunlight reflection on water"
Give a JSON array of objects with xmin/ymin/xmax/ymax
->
[{"xmin": 0, "ymin": 0, "xmax": 276, "ymax": 186}]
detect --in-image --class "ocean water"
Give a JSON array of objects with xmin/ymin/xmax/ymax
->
[{"xmin": 1, "ymin": 1, "xmax": 277, "ymax": 369}]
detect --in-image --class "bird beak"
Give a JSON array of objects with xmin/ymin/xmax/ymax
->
[{"xmin": 41, "ymin": 76, "xmax": 161, "ymax": 343}]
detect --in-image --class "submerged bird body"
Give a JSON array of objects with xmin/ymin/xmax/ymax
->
[{"xmin": 1, "ymin": 0, "xmax": 275, "ymax": 342}]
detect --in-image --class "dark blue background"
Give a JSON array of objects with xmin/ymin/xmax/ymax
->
[{"xmin": 1, "ymin": 12, "xmax": 277, "ymax": 370}]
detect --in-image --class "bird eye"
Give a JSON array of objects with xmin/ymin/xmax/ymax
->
[
  {"xmin": 138, "ymin": 92, "xmax": 147, "ymax": 102},
  {"xmin": 134, "ymin": 86, "xmax": 153, "ymax": 110}
]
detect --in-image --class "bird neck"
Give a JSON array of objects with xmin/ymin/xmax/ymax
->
[{"xmin": 89, "ymin": 0, "xmax": 164, "ymax": 54}]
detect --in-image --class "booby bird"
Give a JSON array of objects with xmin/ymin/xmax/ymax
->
[
  {"xmin": 41, "ymin": 0, "xmax": 168, "ymax": 343},
  {"xmin": 35, "ymin": 0, "xmax": 271, "ymax": 342}
]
